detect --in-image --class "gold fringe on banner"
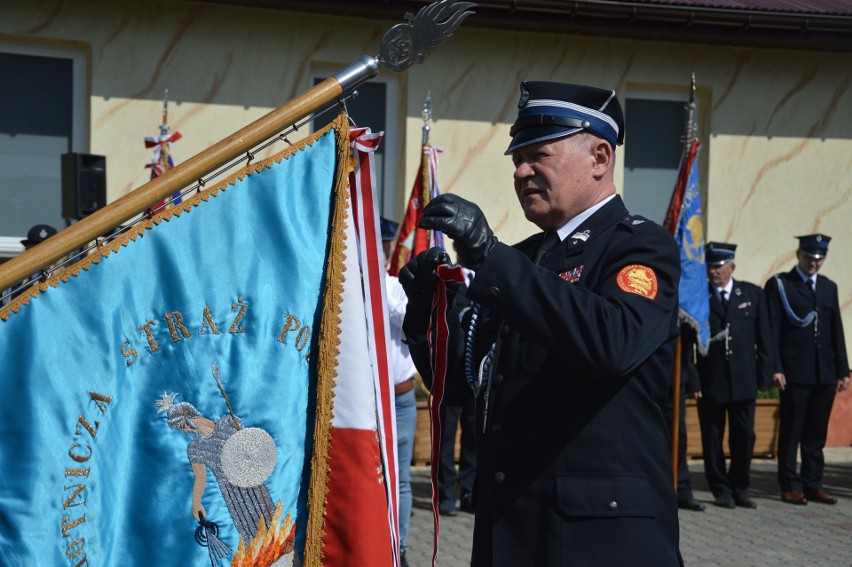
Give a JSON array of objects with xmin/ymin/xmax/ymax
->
[{"xmin": 304, "ymin": 114, "xmax": 352, "ymax": 567}]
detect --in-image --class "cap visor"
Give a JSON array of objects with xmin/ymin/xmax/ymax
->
[
  {"xmin": 505, "ymin": 126, "xmax": 581, "ymax": 155},
  {"xmin": 800, "ymin": 249, "xmax": 827, "ymax": 259}
]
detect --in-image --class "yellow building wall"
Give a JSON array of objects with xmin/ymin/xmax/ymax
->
[{"xmin": 3, "ymin": 0, "xmax": 851, "ymax": 358}]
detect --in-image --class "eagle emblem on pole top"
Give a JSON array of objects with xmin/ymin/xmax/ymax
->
[{"xmin": 379, "ymin": 0, "xmax": 476, "ymax": 72}]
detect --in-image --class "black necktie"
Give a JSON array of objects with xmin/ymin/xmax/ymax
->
[
  {"xmin": 533, "ymin": 232, "xmax": 560, "ymax": 265},
  {"xmin": 720, "ymin": 289, "xmax": 728, "ymax": 308}
]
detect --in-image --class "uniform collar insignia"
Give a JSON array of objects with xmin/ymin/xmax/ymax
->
[{"xmin": 570, "ymin": 229, "xmax": 591, "ymax": 242}]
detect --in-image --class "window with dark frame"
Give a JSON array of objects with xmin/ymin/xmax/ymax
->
[
  {"xmin": 623, "ymin": 97, "xmax": 689, "ymax": 225},
  {"xmin": 0, "ymin": 51, "xmax": 74, "ymax": 251}
]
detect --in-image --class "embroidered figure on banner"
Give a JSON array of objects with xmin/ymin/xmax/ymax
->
[{"xmin": 155, "ymin": 362, "xmax": 296, "ymax": 566}]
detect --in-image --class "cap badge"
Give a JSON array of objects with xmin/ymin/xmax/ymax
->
[
  {"xmin": 616, "ymin": 264, "xmax": 659, "ymax": 300},
  {"xmin": 518, "ymin": 84, "xmax": 530, "ymax": 109}
]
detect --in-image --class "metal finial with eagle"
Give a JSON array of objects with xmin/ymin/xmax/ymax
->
[{"xmin": 379, "ymin": 0, "xmax": 476, "ymax": 72}]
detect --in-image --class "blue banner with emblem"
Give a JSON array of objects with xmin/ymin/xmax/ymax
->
[
  {"xmin": 0, "ymin": 119, "xmax": 350, "ymax": 565},
  {"xmin": 672, "ymin": 140, "xmax": 710, "ymax": 354}
]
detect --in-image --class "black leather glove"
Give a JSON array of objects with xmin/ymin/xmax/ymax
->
[
  {"xmin": 399, "ymin": 247, "xmax": 451, "ymax": 337},
  {"xmin": 418, "ymin": 194, "xmax": 497, "ymax": 271}
]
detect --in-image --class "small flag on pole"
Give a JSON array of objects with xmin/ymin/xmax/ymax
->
[
  {"xmin": 389, "ymin": 93, "xmax": 444, "ymax": 276},
  {"xmin": 663, "ymin": 103, "xmax": 710, "ymax": 355},
  {"xmin": 144, "ymin": 89, "xmax": 183, "ymax": 209}
]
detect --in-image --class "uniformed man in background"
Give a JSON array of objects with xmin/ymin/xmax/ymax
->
[
  {"xmin": 401, "ymin": 81, "xmax": 682, "ymax": 566},
  {"xmin": 695, "ymin": 242, "xmax": 772, "ymax": 509},
  {"xmin": 1, "ymin": 224, "xmax": 59, "ymax": 307},
  {"xmin": 764, "ymin": 234, "xmax": 850, "ymax": 505}
]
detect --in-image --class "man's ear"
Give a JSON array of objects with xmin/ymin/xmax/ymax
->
[{"xmin": 591, "ymin": 138, "xmax": 613, "ymax": 177}]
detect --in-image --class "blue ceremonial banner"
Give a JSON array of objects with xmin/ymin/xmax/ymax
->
[
  {"xmin": 671, "ymin": 140, "xmax": 710, "ymax": 354},
  {"xmin": 0, "ymin": 119, "xmax": 351, "ymax": 565}
]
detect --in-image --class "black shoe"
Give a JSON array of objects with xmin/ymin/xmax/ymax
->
[
  {"xmin": 401, "ymin": 550, "xmax": 410, "ymax": 567},
  {"xmin": 713, "ymin": 495, "xmax": 736, "ymax": 509},
  {"xmin": 438, "ymin": 504, "xmax": 458, "ymax": 517},
  {"xmin": 678, "ymin": 498, "xmax": 705, "ymax": 511},
  {"xmin": 460, "ymin": 492, "xmax": 475, "ymax": 514},
  {"xmin": 734, "ymin": 494, "xmax": 757, "ymax": 509}
]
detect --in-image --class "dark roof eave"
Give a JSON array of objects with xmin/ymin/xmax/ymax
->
[
  {"xmin": 471, "ymin": 3, "xmax": 852, "ymax": 53},
  {"xmin": 193, "ymin": 0, "xmax": 852, "ymax": 53}
]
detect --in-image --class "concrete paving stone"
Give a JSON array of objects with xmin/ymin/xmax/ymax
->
[{"xmin": 405, "ymin": 449, "xmax": 852, "ymax": 566}]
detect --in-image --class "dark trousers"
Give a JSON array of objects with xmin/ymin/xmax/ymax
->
[
  {"xmin": 438, "ymin": 396, "xmax": 477, "ymax": 508},
  {"xmin": 697, "ymin": 398, "xmax": 756, "ymax": 498},
  {"xmin": 777, "ymin": 383, "xmax": 837, "ymax": 492}
]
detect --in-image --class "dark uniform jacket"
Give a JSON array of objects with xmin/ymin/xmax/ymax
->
[
  {"xmin": 409, "ymin": 196, "xmax": 682, "ymax": 567},
  {"xmin": 697, "ymin": 280, "xmax": 772, "ymax": 402},
  {"xmin": 764, "ymin": 269, "xmax": 849, "ymax": 385}
]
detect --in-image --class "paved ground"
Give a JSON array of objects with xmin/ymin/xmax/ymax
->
[{"xmin": 405, "ymin": 448, "xmax": 852, "ymax": 566}]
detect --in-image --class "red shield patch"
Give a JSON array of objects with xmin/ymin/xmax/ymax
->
[{"xmin": 616, "ymin": 264, "xmax": 658, "ymax": 299}]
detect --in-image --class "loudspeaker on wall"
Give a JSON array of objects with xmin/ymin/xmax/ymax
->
[{"xmin": 61, "ymin": 153, "xmax": 106, "ymax": 220}]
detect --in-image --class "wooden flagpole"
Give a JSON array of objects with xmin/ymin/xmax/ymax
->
[
  {"xmin": 671, "ymin": 74, "xmax": 698, "ymax": 490},
  {"xmin": 672, "ymin": 334, "xmax": 682, "ymax": 490},
  {"xmin": 0, "ymin": 62, "xmax": 371, "ymax": 292},
  {"xmin": 0, "ymin": 0, "xmax": 477, "ymax": 293}
]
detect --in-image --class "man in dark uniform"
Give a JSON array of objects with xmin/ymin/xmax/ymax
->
[
  {"xmin": 764, "ymin": 234, "xmax": 850, "ymax": 505},
  {"xmin": 437, "ymin": 393, "xmax": 477, "ymax": 516},
  {"xmin": 694, "ymin": 242, "xmax": 772, "ymax": 509},
  {"xmin": 400, "ymin": 82, "xmax": 682, "ymax": 566}
]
